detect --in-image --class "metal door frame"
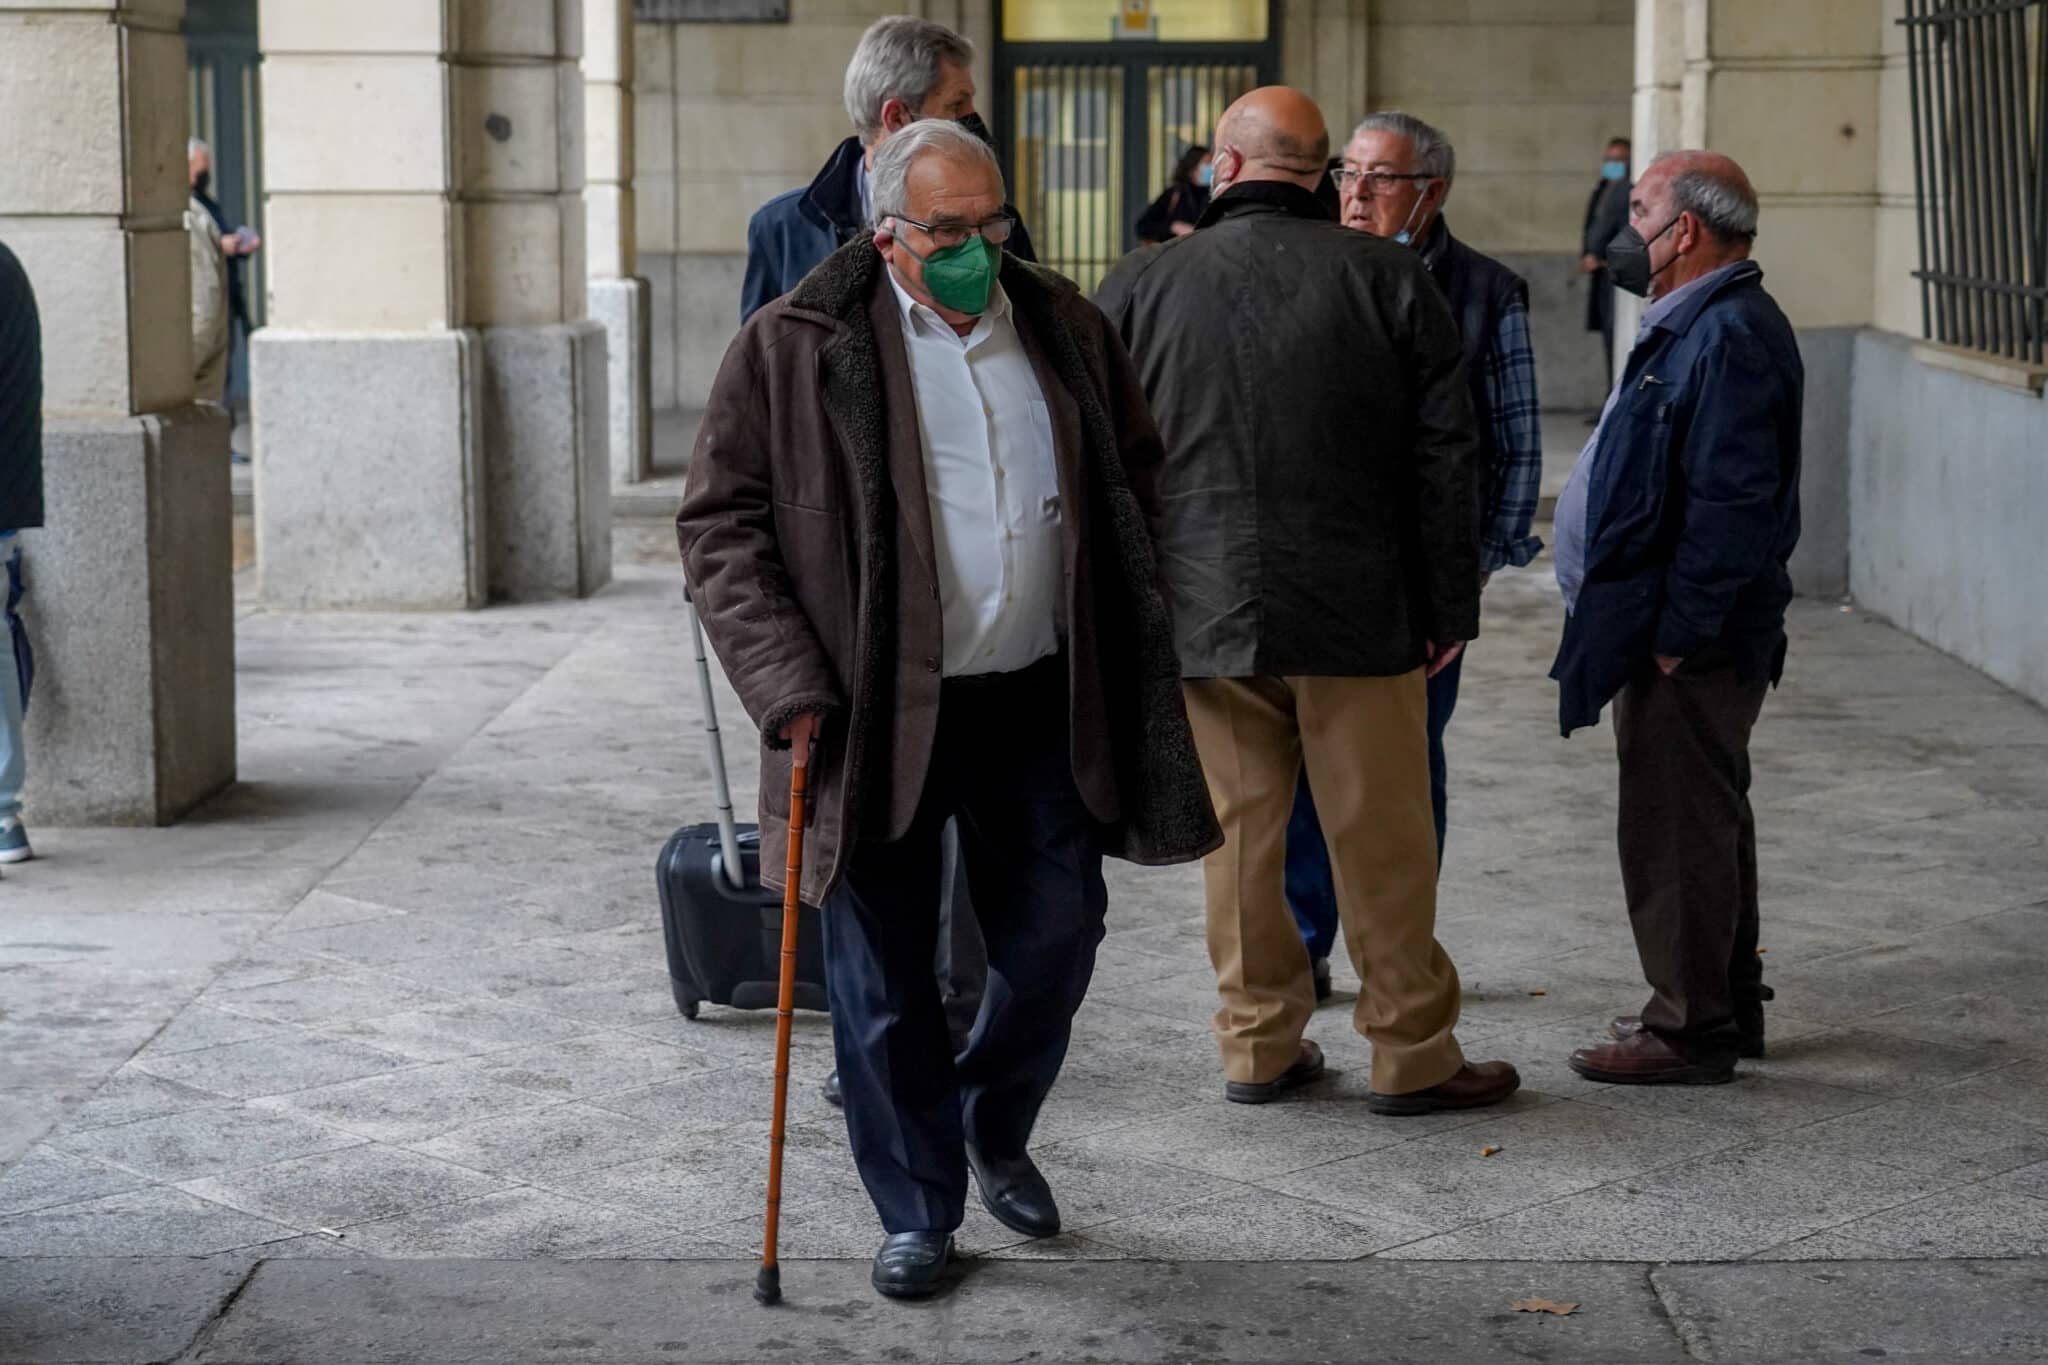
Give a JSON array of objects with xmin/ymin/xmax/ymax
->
[{"xmin": 992, "ymin": 2, "xmax": 1280, "ymax": 266}]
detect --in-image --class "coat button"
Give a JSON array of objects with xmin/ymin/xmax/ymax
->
[{"xmin": 925, "ymin": 656, "xmax": 939, "ymax": 673}]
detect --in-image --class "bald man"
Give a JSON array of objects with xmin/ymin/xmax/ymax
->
[
  {"xmin": 1552, "ymin": 151, "xmax": 1803, "ymax": 1086},
  {"xmin": 1096, "ymin": 87, "xmax": 1518, "ymax": 1117}
]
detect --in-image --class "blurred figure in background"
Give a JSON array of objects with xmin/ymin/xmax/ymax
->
[
  {"xmin": 1581, "ymin": 135, "xmax": 1633, "ymax": 393},
  {"xmin": 1134, "ymin": 144, "xmax": 1211, "ymax": 244},
  {"xmin": 0, "ymin": 241, "xmax": 44, "ymax": 869}
]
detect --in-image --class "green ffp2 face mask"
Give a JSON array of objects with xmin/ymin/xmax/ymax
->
[{"xmin": 896, "ymin": 235, "xmax": 1000, "ymax": 316}]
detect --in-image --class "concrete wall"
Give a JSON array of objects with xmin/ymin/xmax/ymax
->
[{"xmin": 1847, "ymin": 332, "xmax": 2048, "ymax": 708}]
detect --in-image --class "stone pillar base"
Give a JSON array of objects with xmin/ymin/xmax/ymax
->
[
  {"xmin": 589, "ymin": 277, "xmax": 653, "ymax": 485},
  {"xmin": 480, "ymin": 321, "xmax": 613, "ymax": 601},
  {"xmin": 25, "ymin": 407, "xmax": 237, "ymax": 825},
  {"xmin": 253, "ymin": 330, "xmax": 486, "ymax": 609}
]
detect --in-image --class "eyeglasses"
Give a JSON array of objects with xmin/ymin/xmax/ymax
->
[
  {"xmin": 1334, "ymin": 169, "xmax": 1433, "ymax": 196},
  {"xmin": 887, "ymin": 213, "xmax": 1017, "ymax": 249}
]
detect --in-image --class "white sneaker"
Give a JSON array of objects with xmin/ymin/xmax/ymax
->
[{"xmin": 0, "ymin": 817, "xmax": 31, "ymax": 864}]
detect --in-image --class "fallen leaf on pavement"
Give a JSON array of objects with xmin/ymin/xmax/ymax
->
[
  {"xmin": 1511, "ymin": 1299, "xmax": 1578, "ymax": 1316},
  {"xmin": 1527, "ymin": 988, "xmax": 1547, "ymax": 996},
  {"xmin": 1480, "ymin": 1145, "xmax": 1502, "ymax": 1157}
]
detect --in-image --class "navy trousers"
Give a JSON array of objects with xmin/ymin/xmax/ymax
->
[
  {"xmin": 1286, "ymin": 650, "xmax": 1461, "ymax": 961},
  {"xmin": 823, "ymin": 656, "xmax": 1106, "ymax": 1235}
]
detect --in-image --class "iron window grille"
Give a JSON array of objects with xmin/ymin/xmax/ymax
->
[{"xmin": 1899, "ymin": 0, "xmax": 2048, "ymax": 364}]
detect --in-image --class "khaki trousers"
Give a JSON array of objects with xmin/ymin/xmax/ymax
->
[{"xmin": 1182, "ymin": 672, "xmax": 1465, "ymax": 1095}]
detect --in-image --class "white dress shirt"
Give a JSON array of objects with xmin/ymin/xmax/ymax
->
[{"xmin": 886, "ymin": 270, "xmax": 1064, "ymax": 677}]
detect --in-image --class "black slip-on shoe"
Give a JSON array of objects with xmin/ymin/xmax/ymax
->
[
  {"xmin": 870, "ymin": 1231, "xmax": 953, "ymax": 1299},
  {"xmin": 822, "ymin": 1069, "xmax": 843, "ymax": 1109},
  {"xmin": 1224, "ymin": 1040, "xmax": 1326, "ymax": 1105},
  {"xmin": 967, "ymin": 1145, "xmax": 1059, "ymax": 1239}
]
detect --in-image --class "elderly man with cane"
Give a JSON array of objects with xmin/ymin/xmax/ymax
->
[{"xmin": 680, "ymin": 119, "xmax": 1217, "ymax": 1302}]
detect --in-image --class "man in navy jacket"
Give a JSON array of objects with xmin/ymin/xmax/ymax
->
[
  {"xmin": 739, "ymin": 15, "xmax": 1035, "ymax": 323},
  {"xmin": 1551, "ymin": 151, "xmax": 1802, "ymax": 1086}
]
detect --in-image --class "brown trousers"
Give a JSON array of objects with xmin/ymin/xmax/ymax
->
[
  {"xmin": 1182, "ymin": 672, "xmax": 1465, "ymax": 1095},
  {"xmin": 1613, "ymin": 658, "xmax": 1771, "ymax": 1065}
]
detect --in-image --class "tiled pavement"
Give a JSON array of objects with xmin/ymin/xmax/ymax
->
[{"xmin": 3, "ymin": 544, "xmax": 2046, "ymax": 1271}]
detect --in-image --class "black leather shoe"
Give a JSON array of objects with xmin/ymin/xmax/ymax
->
[
  {"xmin": 1224, "ymin": 1040, "xmax": 1326, "ymax": 1105},
  {"xmin": 870, "ymin": 1231, "xmax": 952, "ymax": 1299},
  {"xmin": 822, "ymin": 1069, "xmax": 843, "ymax": 1109},
  {"xmin": 1312, "ymin": 958, "xmax": 1333, "ymax": 1004},
  {"xmin": 966, "ymin": 1145, "xmax": 1059, "ymax": 1239}
]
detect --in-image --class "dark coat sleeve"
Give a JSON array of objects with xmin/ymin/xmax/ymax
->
[
  {"xmin": 1095, "ymin": 308, "xmax": 1166, "ymax": 547},
  {"xmin": 0, "ymin": 243, "xmax": 44, "ymax": 534},
  {"xmin": 1584, "ymin": 179, "xmax": 1630, "ymax": 258},
  {"xmin": 1133, "ymin": 187, "xmax": 1182, "ymax": 245},
  {"xmin": 676, "ymin": 326, "xmax": 843, "ymax": 743},
  {"xmin": 1652, "ymin": 339, "xmax": 1794, "ymax": 660},
  {"xmin": 1401, "ymin": 267, "xmax": 1484, "ymax": 646}
]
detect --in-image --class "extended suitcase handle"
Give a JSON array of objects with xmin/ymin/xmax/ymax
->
[{"xmin": 684, "ymin": 583, "xmax": 749, "ymax": 896}]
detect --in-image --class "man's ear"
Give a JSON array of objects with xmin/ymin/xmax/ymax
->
[{"xmin": 879, "ymin": 98, "xmax": 914, "ymax": 137}]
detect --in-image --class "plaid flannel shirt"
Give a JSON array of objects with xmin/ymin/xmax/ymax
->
[{"xmin": 1480, "ymin": 299, "xmax": 1545, "ymax": 574}]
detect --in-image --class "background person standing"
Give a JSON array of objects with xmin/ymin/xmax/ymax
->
[
  {"xmin": 1096, "ymin": 87, "xmax": 1517, "ymax": 1118},
  {"xmin": 1552, "ymin": 151, "xmax": 1803, "ymax": 1087},
  {"xmin": 1285, "ymin": 111, "xmax": 1545, "ymax": 1001},
  {"xmin": 1581, "ymin": 135, "xmax": 1633, "ymax": 390},
  {"xmin": 0, "ymin": 241, "xmax": 44, "ymax": 869}
]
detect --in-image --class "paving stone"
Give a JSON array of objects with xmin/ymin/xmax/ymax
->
[
  {"xmin": 548, "ymin": 1120, "xmax": 865, "ymax": 1229},
  {"xmin": 58, "ymin": 1067, "xmax": 229, "ymax": 1132},
  {"xmin": 0, "ymin": 1255, "xmax": 250, "ymax": 1364},
  {"xmin": 0, "ymin": 1147, "xmax": 147, "ymax": 1217},
  {"xmin": 270, "ymin": 888, "xmax": 411, "ymax": 934},
  {"xmin": 1068, "ymin": 1096, "xmax": 1403, "ymax": 1180},
  {"xmin": 589, "ymin": 1064, "xmax": 843, "ymax": 1133},
  {"xmin": 205, "ymin": 970, "xmax": 455, "ymax": 1027},
  {"xmin": 180, "ymin": 1143, "xmax": 515, "ymax": 1230},
  {"xmin": 1861, "ymin": 991, "xmax": 2048, "ymax": 1057},
  {"xmin": 1776, "ymin": 1097, "xmax": 2048, "ymax": 1181},
  {"xmin": 321, "ymin": 997, "xmax": 595, "ymax": 1063},
  {"xmin": 499, "ymin": 972, "xmax": 685, "ymax": 1028},
  {"xmin": 466, "ymin": 1032, "xmax": 724, "ymax": 1100},
  {"xmin": 331, "ymin": 1186, "xmax": 667, "ymax": 1258},
  {"xmin": 1812, "ymin": 1181, "xmax": 2048, "ymax": 1258},
  {"xmin": 408, "ymin": 1101, "xmax": 692, "ymax": 1182},
  {"xmin": 53, "ymin": 1104, "xmax": 362, "ymax": 1183},
  {"xmin": 137, "ymin": 1004, "xmax": 305, "ymax": 1058},
  {"xmin": 1575, "ymin": 1068, "xmax": 1886, "ymax": 1134},
  {"xmin": 1082, "ymin": 1186, "xmax": 1431, "ymax": 1260},
  {"xmin": 1749, "ymin": 1026, "xmax": 2014, "ymax": 1097},
  {"xmin": 0, "ymin": 1186, "xmax": 298, "ymax": 1257},
  {"xmin": 132, "ymin": 1032, "xmax": 414, "ymax": 1100},
  {"xmin": 249, "ymin": 1063, "xmax": 547, "ymax": 1144},
  {"xmin": 1920, "ymin": 1059, "xmax": 2048, "ymax": 1130},
  {"xmin": 276, "ymin": 912, "xmax": 527, "ymax": 968},
  {"xmin": 1654, "ymin": 1259, "xmax": 2048, "ymax": 1362}
]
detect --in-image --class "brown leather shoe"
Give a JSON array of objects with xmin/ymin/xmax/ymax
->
[
  {"xmin": 1610, "ymin": 1015, "xmax": 1765, "ymax": 1060},
  {"xmin": 1366, "ymin": 1060, "xmax": 1520, "ymax": 1116},
  {"xmin": 1224, "ymin": 1040, "xmax": 1326, "ymax": 1105},
  {"xmin": 1571, "ymin": 1029, "xmax": 1734, "ymax": 1085}
]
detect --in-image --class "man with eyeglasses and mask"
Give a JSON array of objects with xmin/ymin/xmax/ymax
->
[
  {"xmin": 1096, "ymin": 87, "xmax": 1518, "ymax": 1121},
  {"xmin": 682, "ymin": 120, "xmax": 1219, "ymax": 1300},
  {"xmin": 1284, "ymin": 112, "xmax": 1545, "ymax": 1003},
  {"xmin": 1552, "ymin": 151, "xmax": 1803, "ymax": 1088},
  {"xmin": 740, "ymin": 15, "xmax": 1037, "ymax": 322}
]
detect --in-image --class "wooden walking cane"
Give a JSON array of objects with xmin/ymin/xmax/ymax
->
[{"xmin": 754, "ymin": 725, "xmax": 811, "ymax": 1307}]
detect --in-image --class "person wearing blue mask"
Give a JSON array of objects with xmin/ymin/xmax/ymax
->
[
  {"xmin": 1582, "ymin": 136, "xmax": 1634, "ymax": 385},
  {"xmin": 1134, "ymin": 144, "xmax": 1212, "ymax": 245},
  {"xmin": 1279, "ymin": 112, "xmax": 1545, "ymax": 1003}
]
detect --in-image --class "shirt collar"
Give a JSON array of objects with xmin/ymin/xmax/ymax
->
[
  {"xmin": 886, "ymin": 265, "xmax": 1011, "ymax": 344},
  {"xmin": 1641, "ymin": 259, "xmax": 1758, "ymax": 334}
]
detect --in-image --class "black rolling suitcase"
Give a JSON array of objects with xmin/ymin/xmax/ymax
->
[{"xmin": 656, "ymin": 590, "xmax": 829, "ymax": 1020}]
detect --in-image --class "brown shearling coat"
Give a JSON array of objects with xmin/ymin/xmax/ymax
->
[{"xmin": 677, "ymin": 240, "xmax": 1220, "ymax": 907}]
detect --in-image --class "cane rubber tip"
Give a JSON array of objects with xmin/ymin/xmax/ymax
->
[{"xmin": 754, "ymin": 1265, "xmax": 782, "ymax": 1306}]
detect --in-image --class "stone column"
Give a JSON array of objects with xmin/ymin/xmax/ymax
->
[
  {"xmin": 585, "ymin": 0, "xmax": 652, "ymax": 484},
  {"xmin": 0, "ymin": 1, "xmax": 236, "ymax": 824},
  {"xmin": 254, "ymin": 0, "xmax": 610, "ymax": 608}
]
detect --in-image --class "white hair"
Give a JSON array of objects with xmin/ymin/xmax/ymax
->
[
  {"xmin": 870, "ymin": 119, "xmax": 1004, "ymax": 222},
  {"xmin": 1655, "ymin": 155, "xmax": 1761, "ymax": 244},
  {"xmin": 188, "ymin": 137, "xmax": 211, "ymax": 157},
  {"xmin": 1351, "ymin": 111, "xmax": 1455, "ymax": 195},
  {"xmin": 842, "ymin": 16, "xmax": 973, "ymax": 145}
]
